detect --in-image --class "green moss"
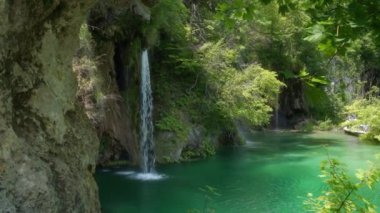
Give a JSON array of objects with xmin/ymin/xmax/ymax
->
[
  {"xmin": 181, "ymin": 137, "xmax": 216, "ymax": 161},
  {"xmin": 99, "ymin": 135, "xmax": 111, "ymax": 154},
  {"xmin": 102, "ymin": 160, "xmax": 132, "ymax": 167},
  {"xmin": 155, "ymin": 112, "xmax": 190, "ymax": 142},
  {"xmin": 161, "ymin": 156, "xmax": 172, "ymax": 163},
  {"xmin": 120, "ymin": 37, "xmax": 142, "ymax": 131},
  {"xmin": 201, "ymin": 138, "xmax": 216, "ymax": 156},
  {"xmin": 78, "ymin": 24, "xmax": 94, "ymax": 53}
]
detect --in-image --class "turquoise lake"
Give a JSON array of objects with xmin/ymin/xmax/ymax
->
[{"xmin": 96, "ymin": 131, "xmax": 380, "ymax": 213}]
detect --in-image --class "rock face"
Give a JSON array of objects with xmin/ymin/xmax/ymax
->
[
  {"xmin": 277, "ymin": 79, "xmax": 308, "ymax": 128},
  {"xmin": 75, "ymin": 0, "xmax": 154, "ymax": 166},
  {"xmin": 74, "ymin": 23, "xmax": 140, "ymax": 166},
  {"xmin": 155, "ymin": 125, "xmax": 215, "ymax": 163},
  {"xmin": 0, "ymin": 1, "xmax": 100, "ymax": 212}
]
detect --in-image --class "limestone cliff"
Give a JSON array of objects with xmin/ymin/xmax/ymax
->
[
  {"xmin": 0, "ymin": 1, "xmax": 100, "ymax": 212},
  {"xmin": 75, "ymin": 0, "xmax": 155, "ymax": 166}
]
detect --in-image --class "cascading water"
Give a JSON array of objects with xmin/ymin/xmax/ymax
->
[
  {"xmin": 140, "ymin": 49, "xmax": 155, "ymax": 173},
  {"xmin": 112, "ymin": 50, "xmax": 165, "ymax": 180},
  {"xmin": 274, "ymin": 94, "xmax": 279, "ymax": 130}
]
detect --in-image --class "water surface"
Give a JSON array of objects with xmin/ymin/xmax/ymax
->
[{"xmin": 96, "ymin": 131, "xmax": 380, "ymax": 213}]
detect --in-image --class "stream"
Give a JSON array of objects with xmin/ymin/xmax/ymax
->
[{"xmin": 96, "ymin": 131, "xmax": 380, "ymax": 212}]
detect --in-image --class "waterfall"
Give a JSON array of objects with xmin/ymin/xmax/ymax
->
[
  {"xmin": 275, "ymin": 108, "xmax": 279, "ymax": 130},
  {"xmin": 140, "ymin": 50, "xmax": 155, "ymax": 173},
  {"xmin": 274, "ymin": 94, "xmax": 279, "ymax": 130}
]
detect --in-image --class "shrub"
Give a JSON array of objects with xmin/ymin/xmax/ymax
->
[
  {"xmin": 315, "ymin": 119, "xmax": 334, "ymax": 131},
  {"xmin": 200, "ymin": 41, "xmax": 285, "ymax": 126},
  {"xmin": 342, "ymin": 95, "xmax": 380, "ymax": 143},
  {"xmin": 305, "ymin": 157, "xmax": 380, "ymax": 212}
]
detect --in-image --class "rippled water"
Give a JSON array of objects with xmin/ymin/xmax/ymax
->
[{"xmin": 96, "ymin": 131, "xmax": 380, "ymax": 213}]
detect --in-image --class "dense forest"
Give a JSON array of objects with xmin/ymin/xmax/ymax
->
[{"xmin": 0, "ymin": 0, "xmax": 380, "ymax": 212}]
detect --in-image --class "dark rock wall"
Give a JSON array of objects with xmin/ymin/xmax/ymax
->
[
  {"xmin": 84, "ymin": 0, "xmax": 146, "ymax": 165},
  {"xmin": 79, "ymin": 0, "xmax": 155, "ymax": 166},
  {"xmin": 278, "ymin": 79, "xmax": 308, "ymax": 128}
]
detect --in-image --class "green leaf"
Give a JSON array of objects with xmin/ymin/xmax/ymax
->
[
  {"xmin": 280, "ymin": 70, "xmax": 296, "ymax": 79},
  {"xmin": 318, "ymin": 40, "xmax": 337, "ymax": 56},
  {"xmin": 304, "ymin": 24, "xmax": 325, "ymax": 42},
  {"xmin": 298, "ymin": 68, "xmax": 310, "ymax": 78},
  {"xmin": 310, "ymin": 76, "xmax": 329, "ymax": 85}
]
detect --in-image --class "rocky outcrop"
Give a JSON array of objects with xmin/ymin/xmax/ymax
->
[
  {"xmin": 75, "ymin": 0, "xmax": 155, "ymax": 166},
  {"xmin": 0, "ymin": 1, "xmax": 100, "ymax": 212},
  {"xmin": 74, "ymin": 29, "xmax": 140, "ymax": 165},
  {"xmin": 276, "ymin": 79, "xmax": 308, "ymax": 128},
  {"xmin": 155, "ymin": 125, "xmax": 216, "ymax": 163}
]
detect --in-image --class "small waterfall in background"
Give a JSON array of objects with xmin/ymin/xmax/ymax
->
[
  {"xmin": 140, "ymin": 49, "xmax": 155, "ymax": 173},
  {"xmin": 274, "ymin": 94, "xmax": 279, "ymax": 130}
]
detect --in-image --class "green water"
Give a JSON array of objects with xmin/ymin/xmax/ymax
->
[{"xmin": 96, "ymin": 131, "xmax": 380, "ymax": 213}]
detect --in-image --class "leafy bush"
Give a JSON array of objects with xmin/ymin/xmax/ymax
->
[
  {"xmin": 181, "ymin": 137, "xmax": 216, "ymax": 161},
  {"xmin": 342, "ymin": 93, "xmax": 380, "ymax": 143},
  {"xmin": 200, "ymin": 41, "xmax": 285, "ymax": 126},
  {"xmin": 305, "ymin": 157, "xmax": 380, "ymax": 212},
  {"xmin": 315, "ymin": 119, "xmax": 335, "ymax": 131},
  {"xmin": 295, "ymin": 120, "xmax": 314, "ymax": 133},
  {"xmin": 304, "ymin": 85, "xmax": 344, "ymax": 121},
  {"xmin": 219, "ymin": 65, "xmax": 285, "ymax": 125},
  {"xmin": 147, "ymin": 0, "xmax": 188, "ymax": 45}
]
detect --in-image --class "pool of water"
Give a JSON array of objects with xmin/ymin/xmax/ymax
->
[{"xmin": 96, "ymin": 131, "xmax": 380, "ymax": 213}]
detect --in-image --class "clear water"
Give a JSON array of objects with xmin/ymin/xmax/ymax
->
[{"xmin": 96, "ymin": 131, "xmax": 380, "ymax": 213}]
